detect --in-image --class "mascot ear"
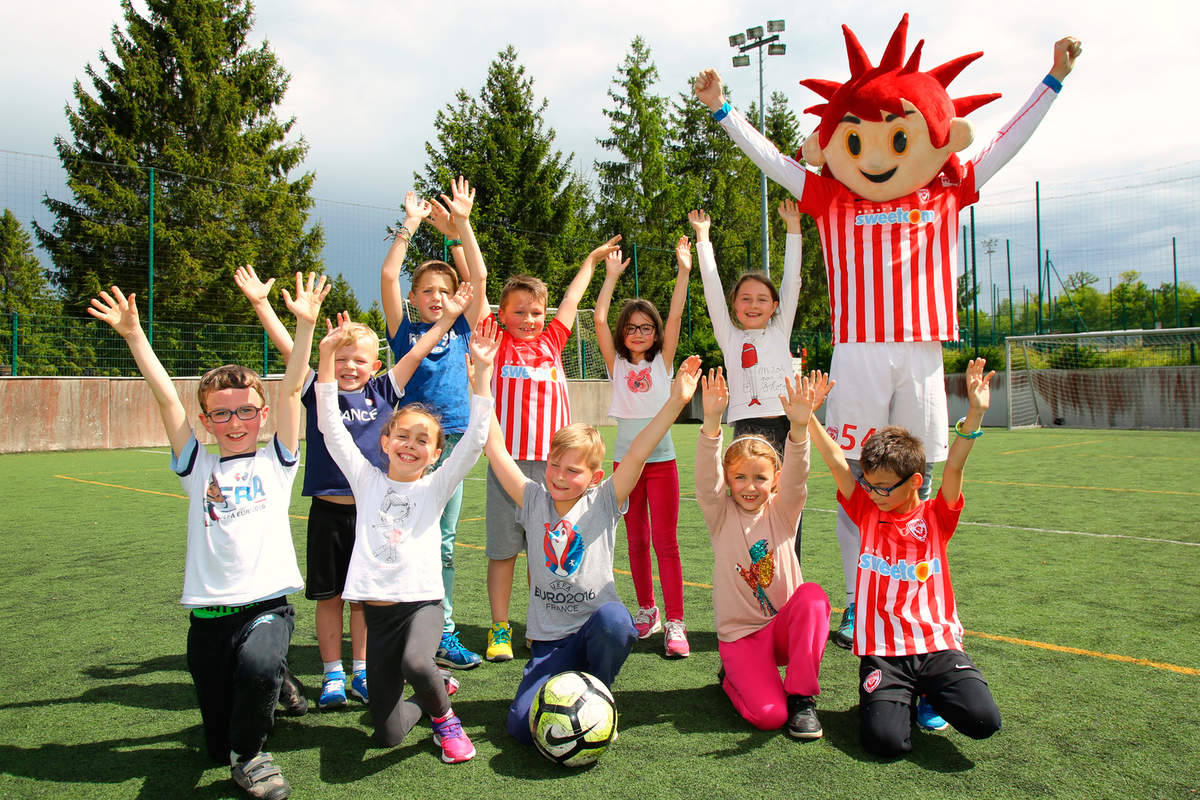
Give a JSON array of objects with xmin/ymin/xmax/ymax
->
[
  {"xmin": 801, "ymin": 134, "xmax": 825, "ymax": 167},
  {"xmin": 947, "ymin": 117, "xmax": 974, "ymax": 154}
]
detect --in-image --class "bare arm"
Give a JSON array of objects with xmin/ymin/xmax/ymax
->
[
  {"xmin": 661, "ymin": 236, "xmax": 691, "ymax": 367},
  {"xmin": 484, "ymin": 414, "xmax": 530, "ymax": 508},
  {"xmin": 389, "ymin": 281, "xmax": 473, "ymax": 390},
  {"xmin": 380, "ymin": 192, "xmax": 432, "ymax": 339},
  {"xmin": 438, "ymin": 176, "xmax": 491, "ymax": 327},
  {"xmin": 939, "ymin": 358, "xmax": 995, "ymax": 506},
  {"xmin": 592, "ymin": 248, "xmax": 628, "ymax": 375},
  {"xmin": 277, "ymin": 272, "xmax": 330, "ymax": 453},
  {"xmin": 612, "ymin": 355, "xmax": 701, "ymax": 505},
  {"xmin": 555, "ymin": 235, "xmax": 622, "ymax": 333},
  {"xmin": 804, "ymin": 372, "xmax": 857, "ymax": 498},
  {"xmin": 87, "ymin": 287, "xmax": 191, "ymax": 457},
  {"xmin": 234, "ymin": 265, "xmax": 303, "ymax": 369}
]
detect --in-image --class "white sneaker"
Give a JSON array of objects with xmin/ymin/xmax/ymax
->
[
  {"xmin": 633, "ymin": 606, "xmax": 662, "ymax": 640},
  {"xmin": 663, "ymin": 620, "xmax": 690, "ymax": 658}
]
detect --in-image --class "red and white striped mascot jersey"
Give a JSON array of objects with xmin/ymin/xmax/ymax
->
[
  {"xmin": 839, "ymin": 485, "xmax": 965, "ymax": 656},
  {"xmin": 491, "ymin": 317, "xmax": 572, "ymax": 461},
  {"xmin": 719, "ymin": 78, "xmax": 1062, "ymax": 344}
]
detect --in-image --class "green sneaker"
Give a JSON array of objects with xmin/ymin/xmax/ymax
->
[{"xmin": 831, "ymin": 603, "xmax": 854, "ymax": 650}]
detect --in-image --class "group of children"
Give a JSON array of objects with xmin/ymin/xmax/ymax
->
[{"xmin": 89, "ymin": 175, "xmax": 1000, "ymax": 799}]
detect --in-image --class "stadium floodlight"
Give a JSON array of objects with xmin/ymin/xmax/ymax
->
[
  {"xmin": 768, "ymin": 43, "xmax": 786, "ymax": 56},
  {"xmin": 732, "ymin": 54, "xmax": 751, "ymax": 67},
  {"xmin": 729, "ymin": 32, "xmax": 746, "ymax": 48},
  {"xmin": 767, "ymin": 19, "xmax": 785, "ymax": 33},
  {"xmin": 746, "ymin": 25, "xmax": 764, "ymax": 40}
]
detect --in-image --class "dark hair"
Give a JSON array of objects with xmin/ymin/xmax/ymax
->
[
  {"xmin": 197, "ymin": 365, "xmax": 266, "ymax": 412},
  {"xmin": 613, "ymin": 299, "xmax": 665, "ymax": 364},
  {"xmin": 383, "ymin": 403, "xmax": 446, "ymax": 461},
  {"xmin": 859, "ymin": 425, "xmax": 925, "ymax": 480},
  {"xmin": 728, "ymin": 272, "xmax": 781, "ymax": 325}
]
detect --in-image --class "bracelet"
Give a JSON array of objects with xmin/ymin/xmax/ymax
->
[
  {"xmin": 712, "ymin": 101, "xmax": 732, "ymax": 122},
  {"xmin": 955, "ymin": 417, "xmax": 983, "ymax": 439},
  {"xmin": 385, "ymin": 223, "xmax": 412, "ymax": 243},
  {"xmin": 446, "ymin": 239, "xmax": 463, "ymax": 248}
]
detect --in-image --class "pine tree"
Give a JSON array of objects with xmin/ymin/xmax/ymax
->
[
  {"xmin": 0, "ymin": 210, "xmax": 59, "ymax": 315},
  {"xmin": 415, "ymin": 46, "xmax": 592, "ymax": 304},
  {"xmin": 36, "ymin": 0, "xmax": 323, "ymax": 326}
]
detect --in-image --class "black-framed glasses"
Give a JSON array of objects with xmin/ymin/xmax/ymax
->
[
  {"xmin": 205, "ymin": 405, "xmax": 262, "ymax": 423},
  {"xmin": 856, "ymin": 473, "xmax": 909, "ymax": 497},
  {"xmin": 624, "ymin": 324, "xmax": 656, "ymax": 336}
]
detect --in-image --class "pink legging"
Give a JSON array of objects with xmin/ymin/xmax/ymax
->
[
  {"xmin": 718, "ymin": 582, "xmax": 831, "ymax": 730},
  {"xmin": 612, "ymin": 459, "xmax": 684, "ymax": 622}
]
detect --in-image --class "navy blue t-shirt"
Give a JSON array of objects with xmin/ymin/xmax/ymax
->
[{"xmin": 300, "ymin": 370, "xmax": 404, "ymax": 497}]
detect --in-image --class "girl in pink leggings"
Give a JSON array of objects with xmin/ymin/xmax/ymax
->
[
  {"xmin": 592, "ymin": 237, "xmax": 691, "ymax": 657},
  {"xmin": 695, "ymin": 368, "xmax": 831, "ymax": 739}
]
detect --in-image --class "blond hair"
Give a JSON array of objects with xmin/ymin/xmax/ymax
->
[
  {"xmin": 383, "ymin": 403, "xmax": 445, "ymax": 459},
  {"xmin": 197, "ymin": 365, "xmax": 266, "ymax": 412},
  {"xmin": 330, "ymin": 321, "xmax": 380, "ymax": 356},
  {"xmin": 721, "ymin": 435, "xmax": 781, "ymax": 480},
  {"xmin": 549, "ymin": 423, "xmax": 606, "ymax": 470}
]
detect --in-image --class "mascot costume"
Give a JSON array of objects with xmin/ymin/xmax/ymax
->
[{"xmin": 696, "ymin": 15, "xmax": 1081, "ymax": 647}]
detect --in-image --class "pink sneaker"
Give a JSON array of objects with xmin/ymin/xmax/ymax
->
[
  {"xmin": 664, "ymin": 620, "xmax": 690, "ymax": 658},
  {"xmin": 431, "ymin": 711, "xmax": 475, "ymax": 763},
  {"xmin": 438, "ymin": 667, "xmax": 460, "ymax": 697},
  {"xmin": 633, "ymin": 606, "xmax": 662, "ymax": 640}
]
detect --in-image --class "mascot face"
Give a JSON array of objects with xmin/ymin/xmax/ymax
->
[{"xmin": 800, "ymin": 14, "xmax": 999, "ymax": 203}]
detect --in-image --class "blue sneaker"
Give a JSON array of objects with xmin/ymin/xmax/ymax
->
[
  {"xmin": 319, "ymin": 671, "xmax": 347, "ymax": 710},
  {"xmin": 436, "ymin": 631, "xmax": 482, "ymax": 670},
  {"xmin": 831, "ymin": 603, "xmax": 854, "ymax": 650},
  {"xmin": 916, "ymin": 696, "xmax": 949, "ymax": 731},
  {"xmin": 349, "ymin": 669, "xmax": 368, "ymax": 704}
]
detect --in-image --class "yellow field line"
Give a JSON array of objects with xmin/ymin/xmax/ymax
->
[
  {"xmin": 1001, "ymin": 440, "xmax": 1103, "ymax": 455},
  {"xmin": 55, "ymin": 473, "xmax": 1199, "ymax": 676},
  {"xmin": 969, "ymin": 479, "xmax": 1200, "ymax": 497}
]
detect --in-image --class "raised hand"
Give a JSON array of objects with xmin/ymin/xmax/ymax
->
[
  {"xmin": 1051, "ymin": 36, "xmax": 1082, "ymax": 81},
  {"xmin": 404, "ymin": 190, "xmax": 432, "ymax": 224},
  {"xmin": 779, "ymin": 372, "xmax": 817, "ymax": 428},
  {"xmin": 234, "ymin": 265, "xmax": 274, "ymax": 305},
  {"xmin": 672, "ymin": 355, "xmax": 703, "ymax": 404},
  {"xmin": 585, "ymin": 234, "xmax": 623, "ymax": 267},
  {"xmin": 675, "ymin": 235, "xmax": 692, "ymax": 272},
  {"xmin": 440, "ymin": 175, "xmax": 476, "ymax": 220},
  {"xmin": 604, "ymin": 248, "xmax": 630, "ymax": 279},
  {"xmin": 318, "ymin": 313, "xmax": 353, "ymax": 357},
  {"xmin": 687, "ymin": 209, "xmax": 711, "ymax": 240},
  {"xmin": 441, "ymin": 280, "xmax": 474, "ymax": 320},
  {"xmin": 469, "ymin": 316, "xmax": 502, "ymax": 370},
  {"xmin": 281, "ymin": 271, "xmax": 330, "ymax": 325},
  {"xmin": 693, "ymin": 68, "xmax": 726, "ymax": 112},
  {"xmin": 87, "ymin": 286, "xmax": 141, "ymax": 339},
  {"xmin": 964, "ymin": 358, "xmax": 996, "ymax": 413},
  {"xmin": 701, "ymin": 367, "xmax": 729, "ymax": 418},
  {"xmin": 426, "ymin": 196, "xmax": 461, "ymax": 240},
  {"xmin": 806, "ymin": 370, "xmax": 835, "ymax": 413},
  {"xmin": 777, "ymin": 199, "xmax": 801, "ymax": 232}
]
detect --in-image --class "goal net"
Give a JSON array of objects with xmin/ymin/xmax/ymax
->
[{"xmin": 1005, "ymin": 328, "xmax": 1200, "ymax": 430}]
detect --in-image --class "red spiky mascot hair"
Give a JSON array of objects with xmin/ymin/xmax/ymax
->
[{"xmin": 800, "ymin": 14, "xmax": 1000, "ymax": 185}]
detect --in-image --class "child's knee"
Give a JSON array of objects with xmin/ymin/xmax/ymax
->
[
  {"xmin": 593, "ymin": 602, "xmax": 637, "ymax": 644},
  {"xmin": 743, "ymin": 702, "xmax": 788, "ymax": 731},
  {"xmin": 860, "ymin": 699, "xmax": 912, "ymax": 757}
]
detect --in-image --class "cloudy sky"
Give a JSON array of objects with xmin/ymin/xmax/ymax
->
[{"xmin": 4, "ymin": 0, "xmax": 1198, "ymax": 301}]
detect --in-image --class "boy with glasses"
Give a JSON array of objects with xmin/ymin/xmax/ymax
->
[{"xmin": 807, "ymin": 359, "xmax": 1002, "ymax": 757}]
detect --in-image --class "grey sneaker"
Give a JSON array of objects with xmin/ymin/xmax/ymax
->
[
  {"xmin": 232, "ymin": 752, "xmax": 290, "ymax": 800},
  {"xmin": 786, "ymin": 695, "xmax": 823, "ymax": 740}
]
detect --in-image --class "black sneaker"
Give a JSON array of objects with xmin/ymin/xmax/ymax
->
[
  {"xmin": 786, "ymin": 695, "xmax": 823, "ymax": 740},
  {"xmin": 830, "ymin": 604, "xmax": 854, "ymax": 650},
  {"xmin": 277, "ymin": 667, "xmax": 308, "ymax": 717},
  {"xmin": 231, "ymin": 752, "xmax": 290, "ymax": 800}
]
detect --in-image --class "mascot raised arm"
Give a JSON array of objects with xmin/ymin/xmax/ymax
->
[{"xmin": 695, "ymin": 15, "xmax": 1081, "ymax": 647}]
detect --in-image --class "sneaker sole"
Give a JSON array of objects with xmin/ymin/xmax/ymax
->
[
  {"xmin": 435, "ymin": 655, "xmax": 482, "ymax": 670},
  {"xmin": 636, "ymin": 622, "xmax": 663, "ymax": 640},
  {"xmin": 349, "ymin": 689, "xmax": 367, "ymax": 704},
  {"xmin": 918, "ymin": 722, "xmax": 950, "ymax": 732},
  {"xmin": 318, "ymin": 698, "xmax": 347, "ymax": 710},
  {"xmin": 433, "ymin": 735, "xmax": 476, "ymax": 763},
  {"xmin": 787, "ymin": 727, "xmax": 824, "ymax": 740},
  {"xmin": 829, "ymin": 631, "xmax": 853, "ymax": 650},
  {"xmin": 485, "ymin": 652, "xmax": 513, "ymax": 662},
  {"xmin": 664, "ymin": 647, "xmax": 690, "ymax": 659}
]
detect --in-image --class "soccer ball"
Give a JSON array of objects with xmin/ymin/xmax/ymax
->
[{"xmin": 529, "ymin": 670, "xmax": 618, "ymax": 767}]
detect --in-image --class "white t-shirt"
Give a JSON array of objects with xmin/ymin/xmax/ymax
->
[
  {"xmin": 172, "ymin": 435, "xmax": 304, "ymax": 607},
  {"xmin": 316, "ymin": 383, "xmax": 492, "ymax": 603},
  {"xmin": 607, "ymin": 353, "xmax": 675, "ymax": 463}
]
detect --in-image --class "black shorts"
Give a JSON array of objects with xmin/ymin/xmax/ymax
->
[
  {"xmin": 858, "ymin": 649, "xmax": 988, "ymax": 705},
  {"xmin": 305, "ymin": 497, "xmax": 357, "ymax": 600}
]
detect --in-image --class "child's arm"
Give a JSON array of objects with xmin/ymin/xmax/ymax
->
[
  {"xmin": 660, "ymin": 236, "xmax": 691, "ymax": 367},
  {"xmin": 689, "ymin": 209, "xmax": 734, "ymax": 347},
  {"xmin": 699, "ymin": 366, "xmax": 727, "ymax": 439},
  {"xmin": 483, "ymin": 416, "xmax": 531, "ymax": 509},
  {"xmin": 778, "ymin": 371, "xmax": 815, "ymax": 445},
  {"xmin": 776, "ymin": 200, "xmax": 804, "ymax": 331},
  {"xmin": 695, "ymin": 367, "xmax": 730, "ymax": 506},
  {"xmin": 611, "ymin": 355, "xmax": 701, "ymax": 506},
  {"xmin": 939, "ymin": 358, "xmax": 995, "ymax": 505},
  {"xmin": 805, "ymin": 372, "xmax": 858, "ymax": 499},
  {"xmin": 314, "ymin": 317, "xmax": 372, "ymax": 482},
  {"xmin": 276, "ymin": 272, "xmax": 330, "ymax": 454},
  {"xmin": 233, "ymin": 265, "xmax": 301, "ymax": 367},
  {"xmin": 426, "ymin": 192, "xmax": 471, "ymax": 288},
  {"xmin": 389, "ymin": 280, "xmax": 473, "ymax": 391},
  {"xmin": 439, "ymin": 176, "xmax": 490, "ymax": 327},
  {"xmin": 87, "ymin": 287, "xmax": 191, "ymax": 458},
  {"xmin": 554, "ymin": 235, "xmax": 622, "ymax": 333},
  {"xmin": 592, "ymin": 248, "xmax": 628, "ymax": 375},
  {"xmin": 380, "ymin": 191, "xmax": 432, "ymax": 340}
]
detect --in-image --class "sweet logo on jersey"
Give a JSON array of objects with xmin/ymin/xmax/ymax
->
[
  {"xmin": 625, "ymin": 368, "xmax": 652, "ymax": 393},
  {"xmin": 863, "ymin": 668, "xmax": 882, "ymax": 694},
  {"xmin": 543, "ymin": 519, "xmax": 584, "ymax": 577},
  {"xmin": 858, "ymin": 552, "xmax": 941, "ymax": 583},
  {"xmin": 500, "ymin": 363, "xmax": 560, "ymax": 382},
  {"xmin": 905, "ymin": 518, "xmax": 929, "ymax": 542},
  {"xmin": 854, "ymin": 207, "xmax": 937, "ymax": 226}
]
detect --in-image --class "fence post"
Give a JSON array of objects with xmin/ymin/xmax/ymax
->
[
  {"xmin": 10, "ymin": 313, "xmax": 17, "ymax": 377},
  {"xmin": 148, "ymin": 167, "xmax": 155, "ymax": 347},
  {"xmin": 1035, "ymin": 180, "xmax": 1042, "ymax": 335},
  {"xmin": 262, "ymin": 329, "xmax": 269, "ymax": 376},
  {"xmin": 632, "ymin": 242, "xmax": 639, "ymax": 298},
  {"xmin": 1006, "ymin": 240, "xmax": 1014, "ymax": 335},
  {"xmin": 577, "ymin": 326, "xmax": 585, "ymax": 378},
  {"xmin": 1173, "ymin": 236, "xmax": 1179, "ymax": 328},
  {"xmin": 969, "ymin": 207, "xmax": 978, "ymax": 356}
]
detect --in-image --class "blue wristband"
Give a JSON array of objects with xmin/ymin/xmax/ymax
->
[
  {"xmin": 712, "ymin": 101, "xmax": 732, "ymax": 122},
  {"xmin": 1043, "ymin": 74, "xmax": 1062, "ymax": 93}
]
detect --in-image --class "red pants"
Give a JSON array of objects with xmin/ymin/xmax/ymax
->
[
  {"xmin": 613, "ymin": 459, "xmax": 683, "ymax": 622},
  {"xmin": 718, "ymin": 583, "xmax": 830, "ymax": 730}
]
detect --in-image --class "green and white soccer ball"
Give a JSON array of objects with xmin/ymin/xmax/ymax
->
[{"xmin": 529, "ymin": 670, "xmax": 618, "ymax": 767}]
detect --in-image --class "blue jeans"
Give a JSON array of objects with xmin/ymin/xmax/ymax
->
[{"xmin": 506, "ymin": 601, "xmax": 636, "ymax": 743}]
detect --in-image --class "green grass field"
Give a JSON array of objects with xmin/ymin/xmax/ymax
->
[{"xmin": 1, "ymin": 425, "xmax": 1198, "ymax": 799}]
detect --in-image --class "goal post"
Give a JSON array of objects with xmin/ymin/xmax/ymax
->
[{"xmin": 1005, "ymin": 328, "xmax": 1200, "ymax": 430}]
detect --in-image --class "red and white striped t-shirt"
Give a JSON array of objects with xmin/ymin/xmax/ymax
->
[
  {"xmin": 491, "ymin": 318, "xmax": 571, "ymax": 461},
  {"xmin": 840, "ymin": 485, "xmax": 964, "ymax": 657}
]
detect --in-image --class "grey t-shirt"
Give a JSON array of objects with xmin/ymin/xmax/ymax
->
[{"xmin": 517, "ymin": 478, "xmax": 626, "ymax": 641}]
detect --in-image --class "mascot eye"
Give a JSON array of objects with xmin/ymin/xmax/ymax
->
[
  {"xmin": 891, "ymin": 128, "xmax": 908, "ymax": 155},
  {"xmin": 845, "ymin": 131, "xmax": 862, "ymax": 158}
]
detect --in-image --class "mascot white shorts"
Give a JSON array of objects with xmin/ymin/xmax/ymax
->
[{"xmin": 823, "ymin": 341, "xmax": 948, "ymax": 463}]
